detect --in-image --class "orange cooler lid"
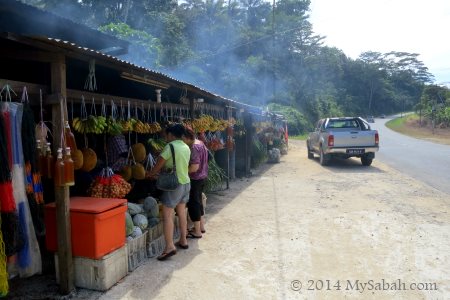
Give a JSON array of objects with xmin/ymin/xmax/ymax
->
[{"xmin": 46, "ymin": 197, "xmax": 127, "ymax": 214}]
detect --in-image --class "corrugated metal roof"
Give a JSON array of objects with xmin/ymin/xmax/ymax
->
[
  {"xmin": 0, "ymin": 0, "xmax": 129, "ymax": 55},
  {"xmin": 36, "ymin": 36, "xmax": 263, "ymax": 112},
  {"xmin": 1, "ymin": 29, "xmax": 264, "ymax": 114}
]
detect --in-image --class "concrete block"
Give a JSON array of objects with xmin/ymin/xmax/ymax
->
[{"xmin": 55, "ymin": 245, "xmax": 127, "ymax": 291}]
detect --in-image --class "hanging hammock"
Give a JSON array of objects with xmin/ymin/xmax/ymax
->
[
  {"xmin": 0, "ymin": 100, "xmax": 21, "ymax": 259},
  {"xmin": 9, "ymin": 102, "xmax": 42, "ymax": 277},
  {"xmin": 21, "ymin": 88, "xmax": 44, "ymax": 238}
]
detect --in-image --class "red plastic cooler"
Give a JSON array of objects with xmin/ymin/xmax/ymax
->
[{"xmin": 45, "ymin": 197, "xmax": 127, "ymax": 259}]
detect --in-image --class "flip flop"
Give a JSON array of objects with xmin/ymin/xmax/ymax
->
[
  {"xmin": 188, "ymin": 228, "xmax": 206, "ymax": 234},
  {"xmin": 187, "ymin": 232, "xmax": 202, "ymax": 239},
  {"xmin": 175, "ymin": 242, "xmax": 189, "ymax": 250},
  {"xmin": 157, "ymin": 249, "xmax": 177, "ymax": 261}
]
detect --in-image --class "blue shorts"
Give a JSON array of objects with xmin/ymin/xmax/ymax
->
[{"xmin": 160, "ymin": 183, "xmax": 191, "ymax": 208}]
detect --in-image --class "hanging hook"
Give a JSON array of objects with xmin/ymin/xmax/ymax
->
[
  {"xmin": 0, "ymin": 84, "xmax": 17, "ymax": 102},
  {"xmin": 84, "ymin": 59, "xmax": 97, "ymax": 91},
  {"xmin": 21, "ymin": 86, "xmax": 29, "ymax": 103}
]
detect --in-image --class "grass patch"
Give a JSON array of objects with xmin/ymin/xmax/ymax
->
[
  {"xmin": 386, "ymin": 114, "xmax": 450, "ymax": 145},
  {"xmin": 385, "ymin": 114, "xmax": 417, "ymax": 131},
  {"xmin": 289, "ymin": 134, "xmax": 308, "ymax": 140}
]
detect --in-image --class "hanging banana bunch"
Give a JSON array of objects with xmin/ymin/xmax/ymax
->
[{"xmin": 72, "ymin": 115, "xmax": 107, "ymax": 134}]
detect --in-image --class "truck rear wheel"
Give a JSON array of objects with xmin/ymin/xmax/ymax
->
[
  {"xmin": 361, "ymin": 156, "xmax": 373, "ymax": 166},
  {"xmin": 307, "ymin": 143, "xmax": 314, "ymax": 159},
  {"xmin": 319, "ymin": 147, "xmax": 330, "ymax": 166}
]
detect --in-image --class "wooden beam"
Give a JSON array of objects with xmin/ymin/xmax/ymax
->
[
  {"xmin": 1, "ymin": 33, "xmax": 234, "ymax": 107},
  {"xmin": 50, "ymin": 54, "xmax": 74, "ymax": 295},
  {"xmin": 46, "ymin": 89, "xmax": 190, "ymax": 111},
  {"xmin": 0, "ymin": 47, "xmax": 59, "ymax": 63},
  {"xmin": 0, "ymin": 79, "xmax": 49, "ymax": 104}
]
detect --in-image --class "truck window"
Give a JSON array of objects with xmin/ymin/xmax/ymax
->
[
  {"xmin": 326, "ymin": 119, "xmax": 360, "ymax": 129},
  {"xmin": 356, "ymin": 118, "xmax": 370, "ymax": 130}
]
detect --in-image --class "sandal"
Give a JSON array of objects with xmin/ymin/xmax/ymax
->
[
  {"xmin": 157, "ymin": 249, "xmax": 176, "ymax": 261},
  {"xmin": 175, "ymin": 242, "xmax": 189, "ymax": 250},
  {"xmin": 188, "ymin": 228, "xmax": 206, "ymax": 234},
  {"xmin": 187, "ymin": 232, "xmax": 202, "ymax": 239}
]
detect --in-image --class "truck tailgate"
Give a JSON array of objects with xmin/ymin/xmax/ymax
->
[{"xmin": 331, "ymin": 130, "xmax": 377, "ymax": 147}]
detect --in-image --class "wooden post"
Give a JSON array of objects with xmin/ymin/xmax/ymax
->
[
  {"xmin": 225, "ymin": 103, "xmax": 230, "ymax": 189},
  {"xmin": 50, "ymin": 54, "xmax": 74, "ymax": 294},
  {"xmin": 244, "ymin": 112, "xmax": 252, "ymax": 176},
  {"xmin": 189, "ymin": 97, "xmax": 195, "ymax": 120}
]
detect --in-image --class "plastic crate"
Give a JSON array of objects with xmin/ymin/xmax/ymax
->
[
  {"xmin": 55, "ymin": 245, "xmax": 127, "ymax": 291},
  {"xmin": 146, "ymin": 217, "xmax": 180, "ymax": 258},
  {"xmin": 146, "ymin": 234, "xmax": 166, "ymax": 258},
  {"xmin": 126, "ymin": 231, "xmax": 148, "ymax": 272},
  {"xmin": 147, "ymin": 222, "xmax": 163, "ymax": 242}
]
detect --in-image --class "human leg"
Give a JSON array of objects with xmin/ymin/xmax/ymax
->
[
  {"xmin": 187, "ymin": 179, "xmax": 203, "ymax": 237},
  {"xmin": 160, "ymin": 205, "xmax": 176, "ymax": 256},
  {"xmin": 175, "ymin": 202, "xmax": 188, "ymax": 247},
  {"xmin": 200, "ymin": 216, "xmax": 206, "ymax": 233}
]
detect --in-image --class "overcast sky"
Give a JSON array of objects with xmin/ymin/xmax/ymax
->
[{"xmin": 309, "ymin": 0, "xmax": 450, "ymax": 84}]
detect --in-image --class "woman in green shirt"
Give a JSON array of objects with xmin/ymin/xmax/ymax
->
[{"xmin": 147, "ymin": 123, "xmax": 191, "ymax": 260}]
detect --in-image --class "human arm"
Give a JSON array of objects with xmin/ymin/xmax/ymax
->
[
  {"xmin": 189, "ymin": 143, "xmax": 201, "ymax": 174},
  {"xmin": 189, "ymin": 163, "xmax": 200, "ymax": 173},
  {"xmin": 145, "ymin": 156, "xmax": 167, "ymax": 179}
]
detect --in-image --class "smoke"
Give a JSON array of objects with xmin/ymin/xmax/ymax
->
[{"xmin": 14, "ymin": 0, "xmax": 286, "ymax": 107}]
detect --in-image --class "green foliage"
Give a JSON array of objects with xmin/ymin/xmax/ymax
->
[
  {"xmin": 99, "ymin": 22, "xmax": 162, "ymax": 67},
  {"xmin": 27, "ymin": 0, "xmax": 440, "ymax": 129},
  {"xmin": 415, "ymin": 85, "xmax": 450, "ymax": 127},
  {"xmin": 205, "ymin": 157, "xmax": 227, "ymax": 192},
  {"xmin": 289, "ymin": 134, "xmax": 308, "ymax": 140},
  {"xmin": 267, "ymin": 103, "xmax": 309, "ymax": 134},
  {"xmin": 251, "ymin": 137, "xmax": 267, "ymax": 168}
]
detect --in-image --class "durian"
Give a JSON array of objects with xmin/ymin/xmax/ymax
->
[
  {"xmin": 131, "ymin": 163, "xmax": 146, "ymax": 180},
  {"xmin": 132, "ymin": 143, "xmax": 146, "ymax": 162},
  {"xmin": 81, "ymin": 148, "xmax": 97, "ymax": 172}
]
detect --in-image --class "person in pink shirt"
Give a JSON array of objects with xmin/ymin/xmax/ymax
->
[{"xmin": 183, "ymin": 126, "xmax": 208, "ymax": 238}]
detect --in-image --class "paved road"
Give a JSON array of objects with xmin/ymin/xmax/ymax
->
[
  {"xmin": 98, "ymin": 140, "xmax": 449, "ymax": 299},
  {"xmin": 371, "ymin": 117, "xmax": 450, "ymax": 195}
]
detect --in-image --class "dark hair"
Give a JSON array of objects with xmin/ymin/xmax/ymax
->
[
  {"xmin": 183, "ymin": 125, "xmax": 195, "ymax": 140},
  {"xmin": 165, "ymin": 123, "xmax": 185, "ymax": 138}
]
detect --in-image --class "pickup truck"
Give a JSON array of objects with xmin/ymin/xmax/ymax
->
[{"xmin": 307, "ymin": 117, "xmax": 379, "ymax": 166}]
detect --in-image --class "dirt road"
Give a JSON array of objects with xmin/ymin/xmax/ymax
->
[{"xmin": 100, "ymin": 140, "xmax": 450, "ymax": 300}]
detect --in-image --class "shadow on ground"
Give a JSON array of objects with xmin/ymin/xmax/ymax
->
[
  {"xmin": 6, "ymin": 163, "xmax": 278, "ymax": 300},
  {"xmin": 311, "ymin": 156, "xmax": 385, "ymax": 174}
]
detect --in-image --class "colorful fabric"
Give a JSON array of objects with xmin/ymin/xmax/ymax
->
[
  {"xmin": 0, "ymin": 183, "xmax": 15, "ymax": 212},
  {"xmin": 107, "ymin": 135, "xmax": 127, "ymax": 167},
  {"xmin": 0, "ymin": 106, "xmax": 15, "ymax": 213},
  {"xmin": 21, "ymin": 102, "xmax": 43, "ymax": 204},
  {"xmin": 9, "ymin": 103, "xmax": 42, "ymax": 277}
]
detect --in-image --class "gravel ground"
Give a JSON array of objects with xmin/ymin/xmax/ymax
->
[{"xmin": 9, "ymin": 140, "xmax": 450, "ymax": 299}]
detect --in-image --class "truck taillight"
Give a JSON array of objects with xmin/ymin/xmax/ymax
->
[
  {"xmin": 328, "ymin": 134, "xmax": 334, "ymax": 147},
  {"xmin": 375, "ymin": 132, "xmax": 379, "ymax": 145}
]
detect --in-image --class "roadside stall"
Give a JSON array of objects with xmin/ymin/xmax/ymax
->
[
  {"xmin": 0, "ymin": 34, "xmax": 271, "ymax": 296},
  {"xmin": 0, "ymin": 2, "xmax": 283, "ymax": 296}
]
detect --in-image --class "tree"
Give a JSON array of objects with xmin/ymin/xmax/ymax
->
[
  {"xmin": 99, "ymin": 22, "xmax": 162, "ymax": 68},
  {"xmin": 25, "ymin": 0, "xmax": 438, "ymax": 129}
]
